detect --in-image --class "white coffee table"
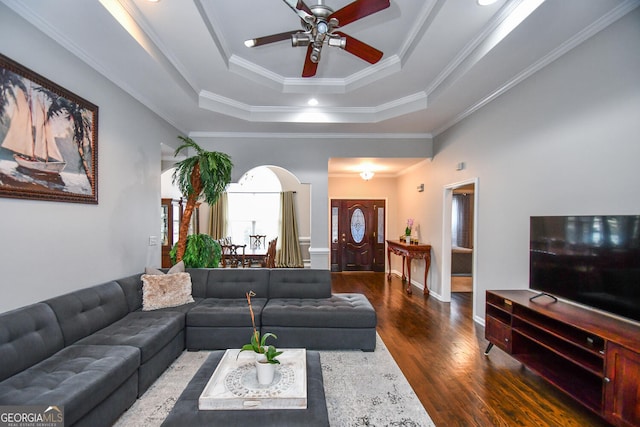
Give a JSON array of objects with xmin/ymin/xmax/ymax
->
[{"xmin": 198, "ymin": 348, "xmax": 307, "ymax": 410}]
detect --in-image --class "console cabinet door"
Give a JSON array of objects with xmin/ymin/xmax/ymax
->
[
  {"xmin": 485, "ymin": 316, "xmax": 512, "ymax": 353},
  {"xmin": 604, "ymin": 342, "xmax": 640, "ymax": 427}
]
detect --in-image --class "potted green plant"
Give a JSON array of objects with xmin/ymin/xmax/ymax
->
[
  {"xmin": 169, "ymin": 233, "xmax": 222, "ymax": 268},
  {"xmin": 239, "ymin": 291, "xmax": 283, "ymax": 385},
  {"xmin": 172, "ymin": 136, "xmax": 233, "ymax": 263}
]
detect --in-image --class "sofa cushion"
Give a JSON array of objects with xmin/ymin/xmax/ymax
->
[
  {"xmin": 74, "ymin": 311, "xmax": 185, "ymax": 364},
  {"xmin": 117, "ymin": 273, "xmax": 145, "ymax": 312},
  {"xmin": 142, "ymin": 272, "xmax": 195, "ymax": 311},
  {"xmin": 198, "ymin": 269, "xmax": 269, "ymax": 299},
  {"xmin": 45, "ymin": 281, "xmax": 129, "ymax": 346},
  {"xmin": 183, "ymin": 268, "xmax": 211, "ymax": 298},
  {"xmin": 262, "ymin": 294, "xmax": 377, "ymax": 328},
  {"xmin": 145, "ymin": 260, "xmax": 185, "ymax": 275},
  {"xmin": 186, "ymin": 298, "xmax": 267, "ymax": 327},
  {"xmin": 0, "ymin": 303, "xmax": 65, "ymax": 382},
  {"xmin": 0, "ymin": 344, "xmax": 139, "ymax": 426},
  {"xmin": 268, "ymin": 269, "xmax": 332, "ymax": 299}
]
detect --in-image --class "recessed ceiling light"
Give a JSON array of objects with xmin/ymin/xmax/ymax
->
[
  {"xmin": 477, "ymin": 0, "xmax": 498, "ymax": 5},
  {"xmin": 308, "ymin": 98, "xmax": 319, "ymax": 106}
]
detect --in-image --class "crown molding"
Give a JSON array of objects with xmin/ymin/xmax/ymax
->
[
  {"xmin": 426, "ymin": 0, "xmax": 538, "ymax": 101},
  {"xmin": 188, "ymin": 132, "xmax": 433, "ymax": 140},
  {"xmin": 228, "ymin": 54, "xmax": 403, "ymax": 94},
  {"xmin": 432, "ymin": 0, "xmax": 640, "ymax": 136},
  {"xmin": 1, "ymin": 0, "xmax": 188, "ymax": 134},
  {"xmin": 198, "ymin": 89, "xmax": 427, "ymax": 123},
  {"xmin": 193, "ymin": 0, "xmax": 230, "ymax": 66}
]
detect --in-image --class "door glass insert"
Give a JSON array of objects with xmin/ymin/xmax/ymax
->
[
  {"xmin": 332, "ymin": 207, "xmax": 339, "ymax": 243},
  {"xmin": 351, "ymin": 208, "xmax": 365, "ymax": 243},
  {"xmin": 377, "ymin": 207, "xmax": 384, "ymax": 244}
]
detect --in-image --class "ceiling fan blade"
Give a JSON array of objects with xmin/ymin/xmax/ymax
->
[
  {"xmin": 245, "ymin": 30, "xmax": 300, "ymax": 48},
  {"xmin": 302, "ymin": 45, "xmax": 318, "ymax": 77},
  {"xmin": 282, "ymin": 0, "xmax": 315, "ymax": 23},
  {"xmin": 335, "ymin": 31, "xmax": 383, "ymax": 64},
  {"xmin": 329, "ymin": 0, "xmax": 390, "ymax": 27}
]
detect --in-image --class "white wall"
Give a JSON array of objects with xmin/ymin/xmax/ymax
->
[
  {"xmin": 0, "ymin": 4, "xmax": 180, "ymax": 312},
  {"xmin": 413, "ymin": 9, "xmax": 640, "ymax": 322}
]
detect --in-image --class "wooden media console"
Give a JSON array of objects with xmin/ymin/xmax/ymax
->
[{"xmin": 485, "ymin": 290, "xmax": 640, "ymax": 427}]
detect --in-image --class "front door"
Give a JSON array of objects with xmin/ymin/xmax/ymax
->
[{"xmin": 331, "ymin": 199, "xmax": 386, "ymax": 272}]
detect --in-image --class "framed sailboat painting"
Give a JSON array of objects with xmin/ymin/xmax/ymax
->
[{"xmin": 0, "ymin": 53, "xmax": 98, "ymax": 203}]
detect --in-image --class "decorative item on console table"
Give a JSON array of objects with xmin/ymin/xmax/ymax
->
[
  {"xmin": 239, "ymin": 290, "xmax": 283, "ymax": 385},
  {"xmin": 404, "ymin": 218, "xmax": 414, "ymax": 243},
  {"xmin": 386, "ymin": 239, "xmax": 432, "ymax": 295}
]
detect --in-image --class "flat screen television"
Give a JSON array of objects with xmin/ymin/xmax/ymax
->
[{"xmin": 529, "ymin": 215, "xmax": 640, "ymax": 323}]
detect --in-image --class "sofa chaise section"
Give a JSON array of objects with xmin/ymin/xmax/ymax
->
[
  {"xmin": 0, "ymin": 303, "xmax": 139, "ymax": 427},
  {"xmin": 263, "ymin": 269, "xmax": 377, "ymax": 351},
  {"xmin": 45, "ymin": 280, "xmax": 185, "ymax": 396}
]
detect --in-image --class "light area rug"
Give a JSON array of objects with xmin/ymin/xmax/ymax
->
[{"xmin": 114, "ymin": 334, "xmax": 435, "ymax": 426}]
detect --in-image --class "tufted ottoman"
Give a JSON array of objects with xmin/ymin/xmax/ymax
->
[
  {"xmin": 161, "ymin": 350, "xmax": 329, "ymax": 426},
  {"xmin": 261, "ymin": 293, "xmax": 377, "ymax": 351}
]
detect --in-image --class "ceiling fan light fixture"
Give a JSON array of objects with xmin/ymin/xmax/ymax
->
[
  {"xmin": 328, "ymin": 37, "xmax": 346, "ymax": 49},
  {"xmin": 253, "ymin": 0, "xmax": 390, "ymax": 77},
  {"xmin": 477, "ymin": 0, "xmax": 499, "ymax": 5},
  {"xmin": 317, "ymin": 21, "xmax": 329, "ymax": 34},
  {"xmin": 308, "ymin": 98, "xmax": 319, "ymax": 106},
  {"xmin": 291, "ymin": 33, "xmax": 311, "ymax": 47}
]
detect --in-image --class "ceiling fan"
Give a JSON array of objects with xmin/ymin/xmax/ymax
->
[{"xmin": 244, "ymin": 0, "xmax": 391, "ymax": 77}]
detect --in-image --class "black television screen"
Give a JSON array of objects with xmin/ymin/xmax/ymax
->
[{"xmin": 530, "ymin": 215, "xmax": 640, "ymax": 323}]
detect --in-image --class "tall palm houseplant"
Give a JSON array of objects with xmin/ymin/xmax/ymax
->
[{"xmin": 172, "ymin": 136, "xmax": 233, "ymax": 264}]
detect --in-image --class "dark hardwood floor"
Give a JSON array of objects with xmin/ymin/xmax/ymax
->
[{"xmin": 331, "ymin": 272, "xmax": 610, "ymax": 427}]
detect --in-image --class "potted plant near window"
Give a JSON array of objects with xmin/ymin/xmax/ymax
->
[
  {"xmin": 171, "ymin": 136, "xmax": 233, "ymax": 264},
  {"xmin": 239, "ymin": 291, "xmax": 283, "ymax": 385}
]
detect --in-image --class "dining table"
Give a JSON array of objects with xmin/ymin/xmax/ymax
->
[{"xmin": 220, "ymin": 244, "xmax": 267, "ymax": 268}]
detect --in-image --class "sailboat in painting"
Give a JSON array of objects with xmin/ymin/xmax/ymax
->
[{"xmin": 1, "ymin": 85, "xmax": 66, "ymax": 175}]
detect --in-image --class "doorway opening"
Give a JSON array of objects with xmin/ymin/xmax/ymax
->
[
  {"xmin": 441, "ymin": 178, "xmax": 478, "ymax": 317},
  {"xmin": 330, "ymin": 199, "xmax": 386, "ymax": 272},
  {"xmin": 451, "ymin": 184, "xmax": 474, "ymax": 293}
]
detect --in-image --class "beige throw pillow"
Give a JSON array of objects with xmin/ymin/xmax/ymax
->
[
  {"xmin": 144, "ymin": 260, "xmax": 185, "ymax": 276},
  {"xmin": 141, "ymin": 272, "xmax": 194, "ymax": 311}
]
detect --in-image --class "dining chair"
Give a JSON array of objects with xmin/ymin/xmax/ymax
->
[
  {"xmin": 264, "ymin": 238, "xmax": 277, "ymax": 268},
  {"xmin": 223, "ymin": 244, "xmax": 246, "ymax": 268},
  {"xmin": 249, "ymin": 235, "xmax": 267, "ymax": 250}
]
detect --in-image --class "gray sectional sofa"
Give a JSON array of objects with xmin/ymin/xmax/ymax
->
[{"xmin": 0, "ymin": 268, "xmax": 376, "ymax": 427}]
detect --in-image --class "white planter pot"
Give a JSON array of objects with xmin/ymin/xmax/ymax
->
[
  {"xmin": 255, "ymin": 358, "xmax": 276, "ymax": 385},
  {"xmin": 405, "ymin": 236, "xmax": 411, "ymax": 244}
]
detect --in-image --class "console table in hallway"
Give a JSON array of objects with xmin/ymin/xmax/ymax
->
[{"xmin": 386, "ymin": 240, "xmax": 432, "ymax": 295}]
